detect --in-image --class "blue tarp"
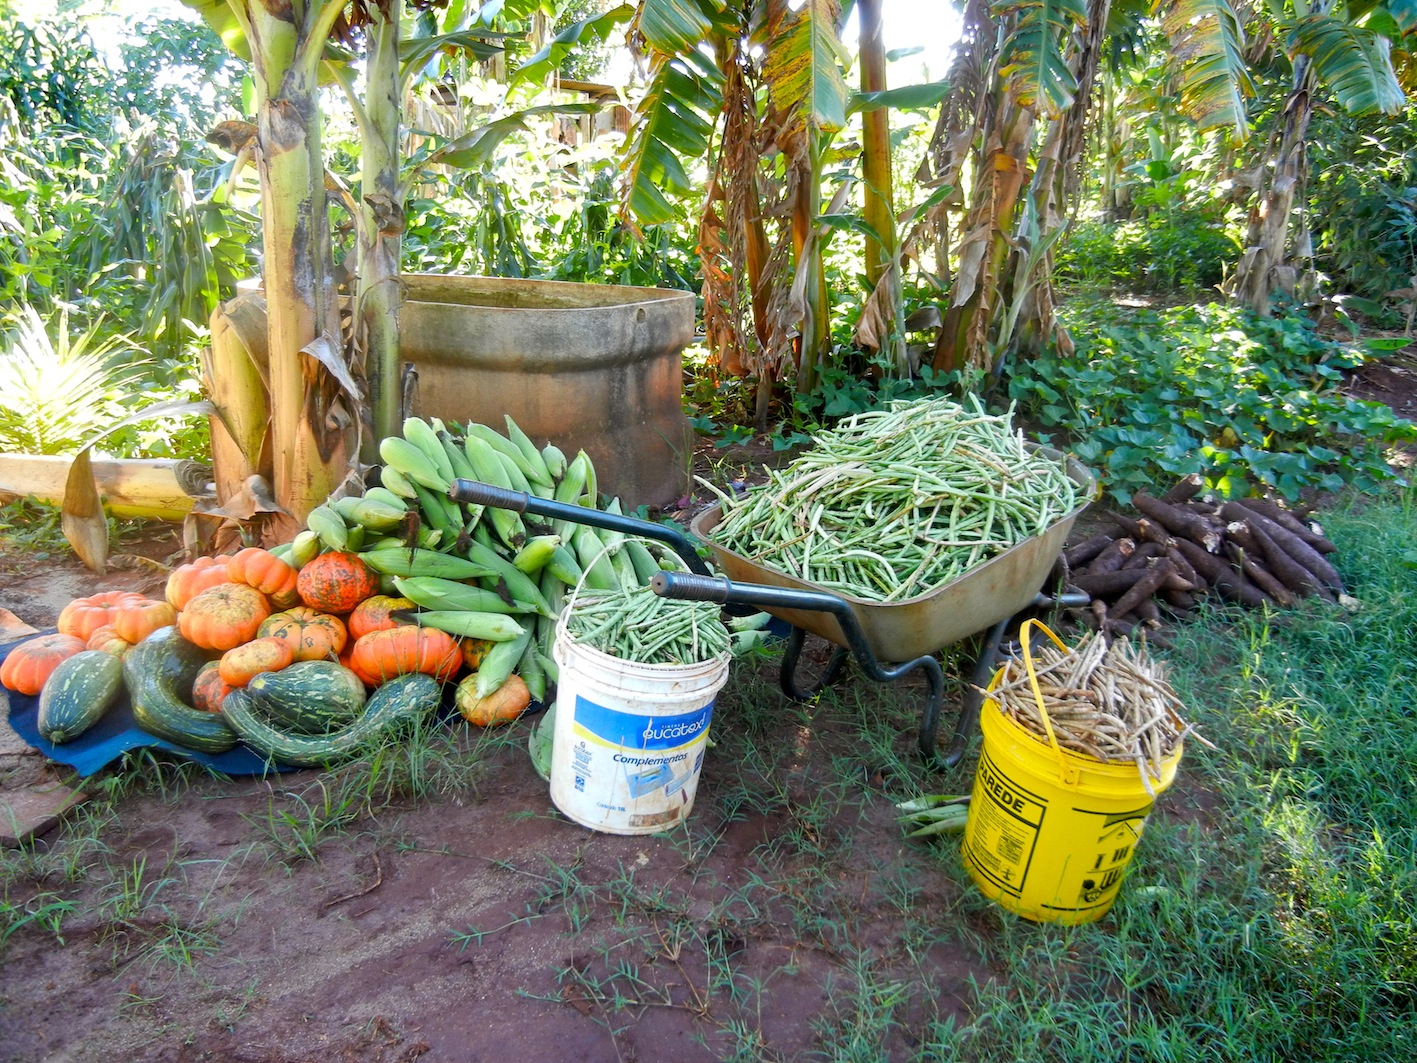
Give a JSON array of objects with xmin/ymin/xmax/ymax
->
[{"xmin": 1, "ymin": 632, "xmax": 291, "ymax": 778}]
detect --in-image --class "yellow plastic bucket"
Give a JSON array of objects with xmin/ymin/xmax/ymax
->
[{"xmin": 961, "ymin": 621, "xmax": 1182, "ymax": 925}]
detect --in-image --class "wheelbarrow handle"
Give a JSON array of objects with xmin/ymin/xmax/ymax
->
[
  {"xmin": 448, "ymin": 478, "xmax": 714, "ymax": 576},
  {"xmin": 448, "ymin": 479, "xmax": 528, "ymax": 513}
]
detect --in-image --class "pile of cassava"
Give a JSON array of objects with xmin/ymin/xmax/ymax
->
[{"xmin": 1062, "ymin": 474, "xmax": 1346, "ymax": 638}]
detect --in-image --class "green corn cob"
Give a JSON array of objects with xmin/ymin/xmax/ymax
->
[
  {"xmin": 306, "ymin": 504, "xmax": 349, "ymax": 551},
  {"xmin": 393, "ymin": 576, "xmax": 535, "ymax": 615},
  {"xmin": 380, "ymin": 436, "xmax": 447, "ymax": 492},
  {"xmin": 475, "ymin": 628, "xmax": 533, "ymax": 697},
  {"xmin": 541, "ymin": 443, "xmax": 568, "ymax": 480},
  {"xmin": 512, "ymin": 534, "xmax": 561, "ymax": 575},
  {"xmin": 402, "ymin": 416, "xmax": 455, "ymax": 483},
  {"xmin": 545, "ymin": 544, "xmax": 583, "ymax": 586},
  {"xmin": 363, "ymin": 486, "xmax": 408, "ymax": 511},
  {"xmin": 379, "ymin": 463, "xmax": 419, "ymax": 500},
  {"xmin": 399, "ymin": 609, "xmax": 526, "ymax": 642},
  {"xmin": 290, "ymin": 529, "xmax": 321, "ymax": 568},
  {"xmin": 359, "ymin": 548, "xmax": 494, "ymax": 580},
  {"xmin": 504, "ymin": 415, "xmax": 553, "ymax": 487}
]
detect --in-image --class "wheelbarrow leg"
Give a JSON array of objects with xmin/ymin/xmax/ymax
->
[
  {"xmin": 779, "ymin": 626, "xmax": 850, "ymax": 700},
  {"xmin": 941, "ymin": 616, "xmax": 1010, "ymax": 769}
]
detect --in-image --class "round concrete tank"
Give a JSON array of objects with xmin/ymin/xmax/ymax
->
[{"xmin": 400, "ymin": 275, "xmax": 697, "ymax": 509}]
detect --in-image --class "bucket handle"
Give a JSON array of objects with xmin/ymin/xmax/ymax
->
[{"xmin": 1018, "ymin": 618, "xmax": 1081, "ymax": 786}]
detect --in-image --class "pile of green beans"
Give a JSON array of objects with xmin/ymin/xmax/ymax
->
[
  {"xmin": 708, "ymin": 398, "xmax": 1078, "ymax": 602},
  {"xmin": 564, "ymin": 582, "xmax": 731, "ymax": 665}
]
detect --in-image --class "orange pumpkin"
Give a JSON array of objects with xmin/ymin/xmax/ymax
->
[
  {"xmin": 218, "ymin": 637, "xmax": 295, "ymax": 687},
  {"xmin": 166, "ymin": 555, "xmax": 233, "ymax": 610},
  {"xmin": 0, "ymin": 633, "xmax": 88, "ymax": 696},
  {"xmin": 455, "ymin": 673, "xmax": 532, "ymax": 727},
  {"xmin": 460, "ymin": 637, "xmax": 496, "ymax": 672},
  {"xmin": 347, "ymin": 626, "xmax": 461, "ymax": 687},
  {"xmin": 110, "ymin": 598, "xmax": 178, "ymax": 645},
  {"xmin": 227, "ymin": 547, "xmax": 301, "ymax": 609},
  {"xmin": 177, "ymin": 583, "xmax": 272, "ymax": 652},
  {"xmin": 346, "ymin": 595, "xmax": 416, "ymax": 640},
  {"xmin": 57, "ymin": 590, "xmax": 148, "ymax": 641},
  {"xmin": 191, "ymin": 661, "xmax": 234, "ymax": 714},
  {"xmin": 257, "ymin": 606, "xmax": 347, "ymax": 662},
  {"xmin": 296, "ymin": 551, "xmax": 380, "ymax": 613},
  {"xmin": 86, "ymin": 624, "xmax": 133, "ymax": 657}
]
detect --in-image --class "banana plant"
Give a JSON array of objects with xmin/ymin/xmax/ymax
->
[
  {"xmin": 179, "ymin": 1, "xmax": 516, "ymax": 530},
  {"xmin": 536, "ymin": 0, "xmax": 954, "ymax": 414}
]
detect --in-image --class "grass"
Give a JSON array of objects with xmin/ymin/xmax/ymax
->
[{"xmin": 4, "ymin": 490, "xmax": 1416, "ymax": 1057}]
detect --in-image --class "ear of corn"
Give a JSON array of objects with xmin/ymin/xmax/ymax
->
[
  {"xmin": 464, "ymin": 539, "xmax": 555, "ymax": 616},
  {"xmin": 359, "ymin": 547, "xmax": 494, "ymax": 580},
  {"xmin": 512, "ymin": 535, "xmax": 561, "ymax": 575},
  {"xmin": 403, "ymin": 417, "xmax": 456, "ymax": 483},
  {"xmin": 290, "ymin": 529, "xmax": 321, "ymax": 568},
  {"xmin": 399, "ymin": 609, "xmax": 526, "ymax": 642},
  {"xmin": 572, "ymin": 525, "xmax": 619, "ymax": 591},
  {"xmin": 306, "ymin": 504, "xmax": 349, "ymax": 551},
  {"xmin": 475, "ymin": 628, "xmax": 534, "ymax": 697},
  {"xmin": 379, "ymin": 463, "xmax": 419, "ymax": 500},
  {"xmin": 380, "ymin": 436, "xmax": 448, "ymax": 492},
  {"xmin": 362, "ymin": 486, "xmax": 409, "ymax": 511},
  {"xmin": 504, "ymin": 415, "xmax": 554, "ymax": 488},
  {"xmin": 392, "ymin": 575, "xmax": 533, "ymax": 615},
  {"xmin": 336, "ymin": 495, "xmax": 408, "ymax": 532},
  {"xmin": 545, "ymin": 544, "xmax": 583, "ymax": 586},
  {"xmin": 541, "ymin": 443, "xmax": 568, "ymax": 480}
]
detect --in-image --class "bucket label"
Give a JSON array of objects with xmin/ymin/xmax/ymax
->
[
  {"xmin": 962, "ymin": 748, "xmax": 1047, "ymax": 897},
  {"xmin": 561, "ymin": 693, "xmax": 715, "ymax": 821},
  {"xmin": 572, "ymin": 699, "xmax": 713, "ymax": 751}
]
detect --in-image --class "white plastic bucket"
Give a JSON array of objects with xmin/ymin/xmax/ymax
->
[{"xmin": 550, "ymin": 626, "xmax": 731, "ymax": 835}]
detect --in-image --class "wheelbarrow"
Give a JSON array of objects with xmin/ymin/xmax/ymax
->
[{"xmin": 449, "ymin": 448, "xmax": 1093, "ymax": 769}]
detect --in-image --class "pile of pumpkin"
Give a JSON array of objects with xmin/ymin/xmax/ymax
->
[{"xmin": 0, "ymin": 544, "xmax": 530, "ymax": 768}]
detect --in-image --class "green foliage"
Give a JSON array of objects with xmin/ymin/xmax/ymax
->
[
  {"xmin": 0, "ymin": 18, "xmax": 110, "ymax": 134},
  {"xmin": 1309, "ymin": 105, "xmax": 1417, "ymax": 302},
  {"xmin": 1055, "ymin": 208, "xmax": 1239, "ymax": 292},
  {"xmin": 1008, "ymin": 298, "xmax": 1417, "ymax": 501},
  {"xmin": 0, "ymin": 304, "xmax": 209, "ymax": 460},
  {"xmin": 0, "ymin": 305, "xmax": 144, "ymax": 455}
]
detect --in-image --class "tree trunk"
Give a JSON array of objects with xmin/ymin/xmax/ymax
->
[
  {"xmin": 931, "ymin": 92, "xmax": 1035, "ymax": 375},
  {"xmin": 1232, "ymin": 59, "xmax": 1316, "ymax": 314},
  {"xmin": 1009, "ymin": 0, "xmax": 1110, "ymax": 363},
  {"xmin": 857, "ymin": 0, "xmax": 906, "ymax": 375},
  {"xmin": 248, "ymin": 1, "xmax": 350, "ymax": 532},
  {"xmin": 358, "ymin": 1, "xmax": 404, "ymax": 460}
]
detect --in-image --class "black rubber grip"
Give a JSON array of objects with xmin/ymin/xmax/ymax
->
[
  {"xmin": 449, "ymin": 478, "xmax": 528, "ymax": 512},
  {"xmin": 651, "ymin": 571, "xmax": 732, "ymax": 603}
]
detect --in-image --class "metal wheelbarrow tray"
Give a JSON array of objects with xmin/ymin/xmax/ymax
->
[{"xmin": 689, "ymin": 449, "xmax": 1093, "ymax": 663}]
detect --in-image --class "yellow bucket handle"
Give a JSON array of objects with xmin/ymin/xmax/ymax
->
[{"xmin": 1019, "ymin": 618, "xmax": 1081, "ymax": 785}]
